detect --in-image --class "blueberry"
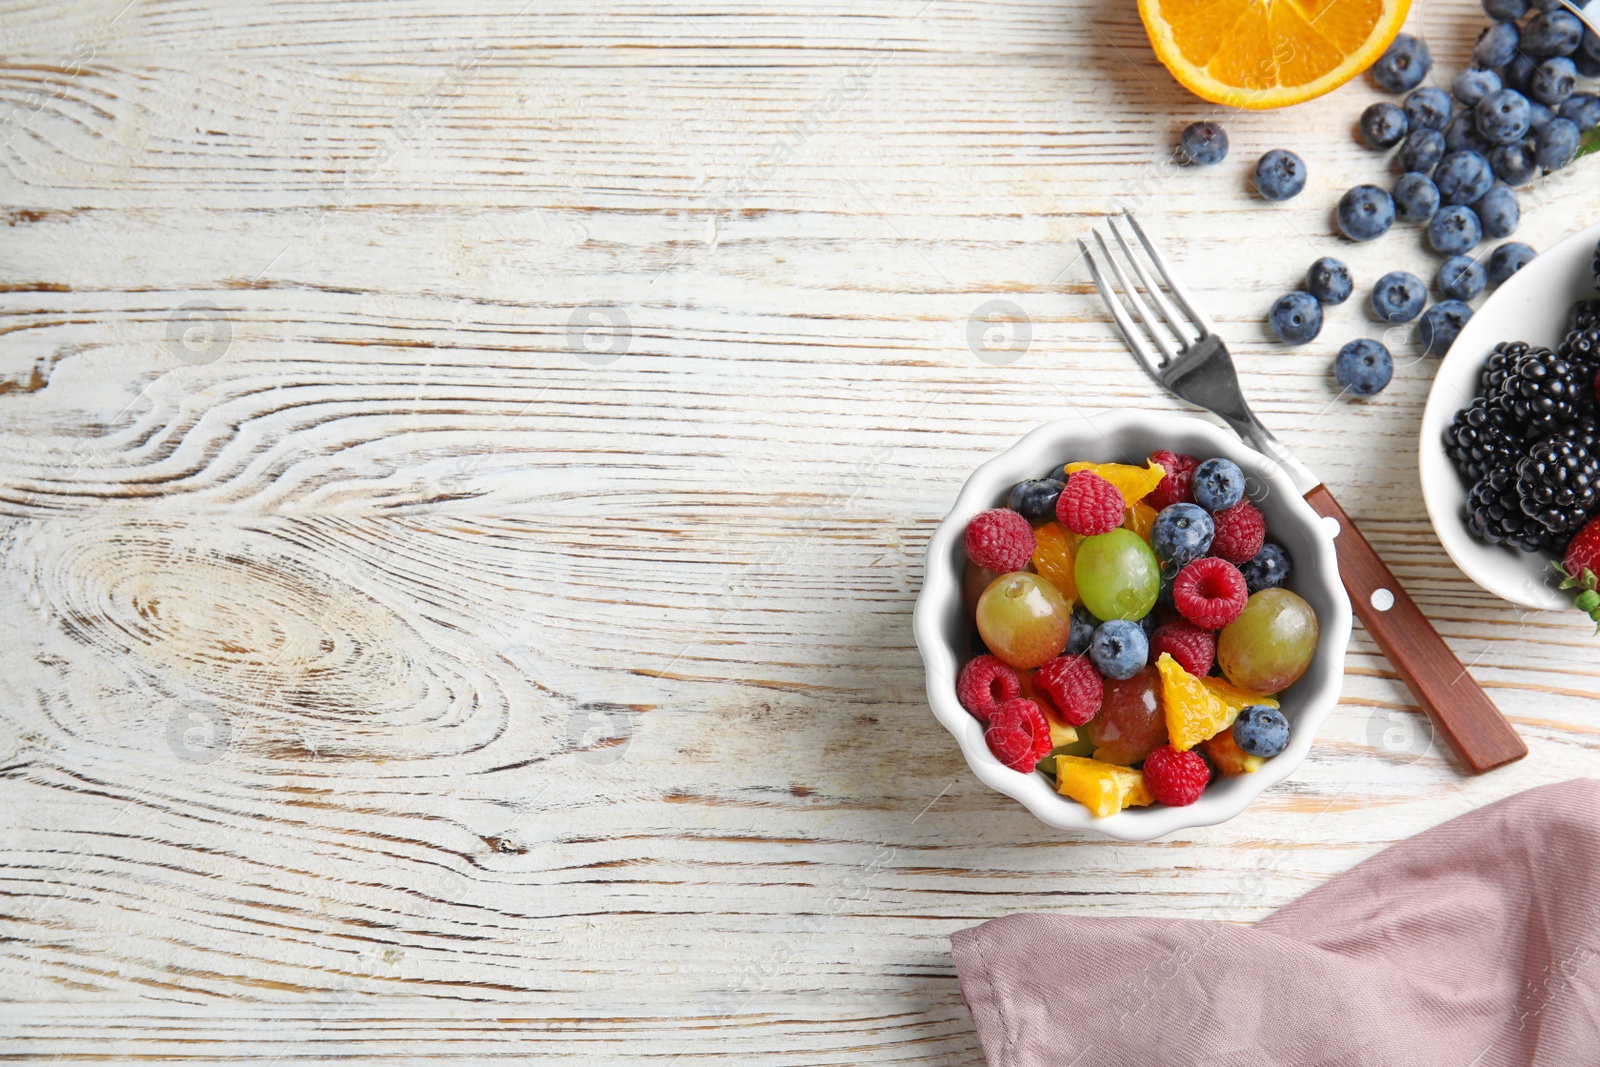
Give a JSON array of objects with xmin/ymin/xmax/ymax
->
[
  {"xmin": 1403, "ymin": 87, "xmax": 1453, "ymax": 133},
  {"xmin": 1502, "ymin": 55, "xmax": 1539, "ymax": 97},
  {"xmin": 1370, "ymin": 271, "xmax": 1427, "ymax": 323},
  {"xmin": 1306, "ymin": 257, "xmax": 1353, "ymax": 305},
  {"xmin": 1337, "ymin": 184, "xmax": 1396, "ymax": 241},
  {"xmin": 1253, "ymin": 149, "xmax": 1307, "ymax": 201},
  {"xmin": 1150, "ymin": 503, "xmax": 1214, "ymax": 567},
  {"xmin": 1532, "ymin": 0, "xmax": 1566, "ymax": 9},
  {"xmin": 1044, "ymin": 463, "xmax": 1070, "ymax": 483},
  {"xmin": 1192, "ymin": 458, "xmax": 1245, "ymax": 512},
  {"xmin": 1473, "ymin": 21, "xmax": 1522, "ymax": 68},
  {"xmin": 1372, "ymin": 34, "xmax": 1431, "ymax": 93},
  {"xmin": 1089, "ymin": 619, "xmax": 1148, "ymax": 681},
  {"xmin": 1419, "ymin": 300, "xmax": 1474, "ymax": 356},
  {"xmin": 1066, "ymin": 605, "xmax": 1098, "ymax": 656},
  {"xmin": 1360, "ymin": 102, "xmax": 1409, "ymax": 149},
  {"xmin": 1523, "ymin": 9, "xmax": 1583, "ymax": 57},
  {"xmin": 1577, "ymin": 42, "xmax": 1600, "ymax": 78},
  {"xmin": 1445, "ymin": 111, "xmax": 1491, "ymax": 154},
  {"xmin": 1476, "ymin": 185, "xmax": 1520, "ymax": 239},
  {"xmin": 1180, "ymin": 121, "xmax": 1229, "ymax": 165},
  {"xmin": 1487, "ymin": 242, "xmax": 1536, "ymax": 285},
  {"xmin": 1006, "ymin": 478, "xmax": 1064, "ymax": 523},
  {"xmin": 1269, "ymin": 291, "xmax": 1324, "ymax": 344},
  {"xmin": 1438, "ymin": 255, "xmax": 1488, "ymax": 301},
  {"xmin": 1536, "ymin": 116, "xmax": 1581, "ymax": 170},
  {"xmin": 1240, "ymin": 542, "xmax": 1292, "ymax": 594},
  {"xmin": 1428, "ymin": 204, "xmax": 1484, "ymax": 255},
  {"xmin": 1477, "ymin": 89, "xmax": 1533, "ymax": 144},
  {"xmin": 1397, "ymin": 128, "xmax": 1446, "ymax": 174},
  {"xmin": 1483, "ymin": 0, "xmax": 1529, "ymax": 17},
  {"xmin": 1453, "ymin": 68, "xmax": 1503, "ymax": 108},
  {"xmin": 1527, "ymin": 100, "xmax": 1557, "ymax": 133},
  {"xmin": 1532, "ymin": 57, "xmax": 1578, "ymax": 107},
  {"xmin": 1233, "ymin": 704, "xmax": 1290, "ymax": 758},
  {"xmin": 1560, "ymin": 93, "xmax": 1600, "ymax": 130},
  {"xmin": 1489, "ymin": 141, "xmax": 1540, "ymax": 185},
  {"xmin": 1334, "ymin": 338, "xmax": 1394, "ymax": 396},
  {"xmin": 1433, "ymin": 151, "xmax": 1494, "ymax": 205},
  {"xmin": 1393, "ymin": 172, "xmax": 1440, "ymax": 222}
]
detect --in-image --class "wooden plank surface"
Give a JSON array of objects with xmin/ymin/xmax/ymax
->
[{"xmin": 1, "ymin": 0, "xmax": 1597, "ymax": 1060}]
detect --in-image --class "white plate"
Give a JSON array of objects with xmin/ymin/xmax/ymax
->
[
  {"xmin": 912, "ymin": 412, "xmax": 1352, "ymax": 842},
  {"xmin": 1419, "ymin": 221, "xmax": 1600, "ymax": 610}
]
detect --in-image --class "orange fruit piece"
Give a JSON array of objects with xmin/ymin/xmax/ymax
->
[
  {"xmin": 1064, "ymin": 460, "xmax": 1167, "ymax": 506},
  {"xmin": 1202, "ymin": 728, "xmax": 1265, "ymax": 775},
  {"xmin": 1156, "ymin": 652, "xmax": 1234, "ymax": 751},
  {"xmin": 1031, "ymin": 522, "xmax": 1080, "ymax": 602},
  {"xmin": 1138, "ymin": 0, "xmax": 1413, "ymax": 110},
  {"xmin": 1123, "ymin": 501, "xmax": 1159, "ymax": 542},
  {"xmin": 1054, "ymin": 755, "xmax": 1154, "ymax": 817},
  {"xmin": 1201, "ymin": 676, "xmax": 1280, "ymax": 718}
]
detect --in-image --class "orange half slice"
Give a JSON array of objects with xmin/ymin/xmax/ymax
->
[{"xmin": 1139, "ymin": 0, "xmax": 1413, "ymax": 110}]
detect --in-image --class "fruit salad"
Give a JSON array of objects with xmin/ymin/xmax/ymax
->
[
  {"xmin": 956, "ymin": 452, "xmax": 1320, "ymax": 818},
  {"xmin": 1443, "ymin": 241, "xmax": 1600, "ymax": 629}
]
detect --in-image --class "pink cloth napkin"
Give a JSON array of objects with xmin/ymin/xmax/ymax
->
[{"xmin": 952, "ymin": 779, "xmax": 1600, "ymax": 1066}]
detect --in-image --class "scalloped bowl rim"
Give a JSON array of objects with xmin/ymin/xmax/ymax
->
[{"xmin": 912, "ymin": 411, "xmax": 1353, "ymax": 842}]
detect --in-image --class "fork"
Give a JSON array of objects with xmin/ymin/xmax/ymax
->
[{"xmin": 1080, "ymin": 211, "xmax": 1527, "ymax": 775}]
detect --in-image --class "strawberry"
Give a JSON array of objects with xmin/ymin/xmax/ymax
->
[{"xmin": 1554, "ymin": 516, "xmax": 1600, "ymax": 633}]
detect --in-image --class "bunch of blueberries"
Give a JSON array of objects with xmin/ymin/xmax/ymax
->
[{"xmin": 1243, "ymin": 4, "xmax": 1597, "ymax": 399}]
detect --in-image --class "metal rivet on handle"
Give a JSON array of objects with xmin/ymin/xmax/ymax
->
[
  {"xmin": 1322, "ymin": 516, "xmax": 1341, "ymax": 539},
  {"xmin": 1371, "ymin": 588, "xmax": 1395, "ymax": 612}
]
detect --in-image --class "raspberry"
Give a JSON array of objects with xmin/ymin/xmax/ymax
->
[
  {"xmin": 1172, "ymin": 557, "xmax": 1248, "ymax": 630},
  {"xmin": 984, "ymin": 698, "xmax": 1053, "ymax": 772},
  {"xmin": 1055, "ymin": 471, "xmax": 1125, "ymax": 536},
  {"xmin": 1033, "ymin": 654, "xmax": 1103, "ymax": 726},
  {"xmin": 1150, "ymin": 620, "xmax": 1216, "ymax": 678},
  {"xmin": 965, "ymin": 508, "xmax": 1034, "ymax": 572},
  {"xmin": 1142, "ymin": 744, "xmax": 1211, "ymax": 806},
  {"xmin": 1146, "ymin": 450, "xmax": 1198, "ymax": 510},
  {"xmin": 1209, "ymin": 500, "xmax": 1266, "ymax": 564},
  {"xmin": 956, "ymin": 655, "xmax": 1021, "ymax": 722}
]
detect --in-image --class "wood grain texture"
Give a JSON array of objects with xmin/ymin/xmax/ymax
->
[{"xmin": 0, "ymin": 0, "xmax": 1597, "ymax": 1060}]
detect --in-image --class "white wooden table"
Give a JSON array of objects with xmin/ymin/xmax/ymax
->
[{"xmin": 2, "ymin": 0, "xmax": 1596, "ymax": 1060}]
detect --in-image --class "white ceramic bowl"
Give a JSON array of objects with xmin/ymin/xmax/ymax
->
[
  {"xmin": 1419, "ymin": 220, "xmax": 1600, "ymax": 610},
  {"xmin": 912, "ymin": 412, "xmax": 1353, "ymax": 842}
]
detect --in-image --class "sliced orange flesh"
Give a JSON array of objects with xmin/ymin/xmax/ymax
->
[{"xmin": 1139, "ymin": 0, "xmax": 1412, "ymax": 110}]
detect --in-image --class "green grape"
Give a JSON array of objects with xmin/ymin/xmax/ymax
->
[
  {"xmin": 1073, "ymin": 529, "xmax": 1160, "ymax": 621},
  {"xmin": 1085, "ymin": 666, "xmax": 1167, "ymax": 765},
  {"xmin": 975, "ymin": 572, "xmax": 1072, "ymax": 669},
  {"xmin": 1218, "ymin": 588, "xmax": 1319, "ymax": 694}
]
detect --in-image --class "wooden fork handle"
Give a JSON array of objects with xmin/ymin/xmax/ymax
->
[{"xmin": 1302, "ymin": 484, "xmax": 1527, "ymax": 775}]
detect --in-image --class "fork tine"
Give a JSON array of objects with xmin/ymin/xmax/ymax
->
[
  {"xmin": 1092, "ymin": 230, "xmax": 1183, "ymax": 366},
  {"xmin": 1121, "ymin": 210, "xmax": 1218, "ymax": 337},
  {"xmin": 1107, "ymin": 216, "xmax": 1200, "ymax": 348},
  {"xmin": 1079, "ymin": 239, "xmax": 1166, "ymax": 387}
]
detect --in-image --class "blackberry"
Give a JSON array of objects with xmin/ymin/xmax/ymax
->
[
  {"xmin": 1572, "ymin": 298, "xmax": 1600, "ymax": 334},
  {"xmin": 1559, "ymin": 421, "xmax": 1600, "ymax": 454},
  {"xmin": 1515, "ymin": 435, "xmax": 1600, "ymax": 535},
  {"xmin": 1489, "ymin": 346, "xmax": 1583, "ymax": 434},
  {"xmin": 1558, "ymin": 327, "xmax": 1600, "ymax": 415},
  {"xmin": 1479, "ymin": 340, "xmax": 1530, "ymax": 400},
  {"xmin": 1468, "ymin": 468, "xmax": 1554, "ymax": 552},
  {"xmin": 1444, "ymin": 397, "xmax": 1524, "ymax": 483}
]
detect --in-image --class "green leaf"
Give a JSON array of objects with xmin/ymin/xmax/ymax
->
[{"xmin": 1577, "ymin": 129, "xmax": 1600, "ymax": 163}]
